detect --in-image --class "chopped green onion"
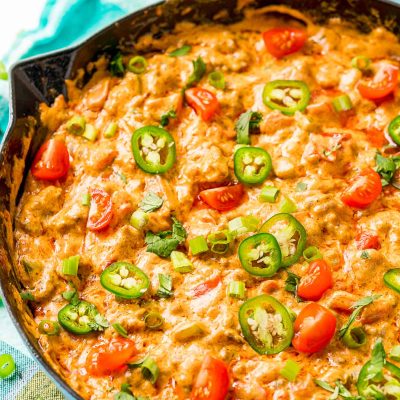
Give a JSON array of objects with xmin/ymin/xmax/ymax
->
[
  {"xmin": 0, "ymin": 354, "xmax": 15, "ymax": 379},
  {"xmin": 104, "ymin": 122, "xmax": 118, "ymax": 138},
  {"xmin": 127, "ymin": 56, "xmax": 148, "ymax": 74},
  {"xmin": 130, "ymin": 210, "xmax": 149, "ymax": 230},
  {"xmin": 82, "ymin": 193, "xmax": 91, "ymax": 206},
  {"xmin": 208, "ymin": 71, "xmax": 225, "ymax": 90},
  {"xmin": 141, "ymin": 357, "xmax": 159, "ymax": 384},
  {"xmin": 351, "ymin": 55, "xmax": 371, "ymax": 71},
  {"xmin": 128, "ymin": 355, "xmax": 147, "ymax": 369},
  {"xmin": 62, "ymin": 255, "xmax": 80, "ymax": 276},
  {"xmin": 390, "ymin": 345, "xmax": 400, "ymax": 362},
  {"xmin": 160, "ymin": 110, "xmax": 177, "ymax": 127},
  {"xmin": 207, "ymin": 230, "xmax": 233, "ymax": 254},
  {"xmin": 66, "ymin": 116, "xmax": 86, "ymax": 136},
  {"xmin": 189, "ymin": 236, "xmax": 209, "ymax": 255},
  {"xmin": 228, "ymin": 281, "xmax": 245, "ymax": 299},
  {"xmin": 173, "ymin": 322, "xmax": 206, "ymax": 342},
  {"xmin": 228, "ymin": 216, "xmax": 259, "ymax": 236},
  {"xmin": 20, "ymin": 291, "xmax": 35, "ymax": 301},
  {"xmin": 279, "ymin": 196, "xmax": 297, "ymax": 213},
  {"xmin": 342, "ymin": 325, "xmax": 366, "ymax": 349},
  {"xmin": 171, "ymin": 251, "xmax": 193, "ymax": 273},
  {"xmin": 169, "ymin": 45, "xmax": 192, "ymax": 57},
  {"xmin": 259, "ymin": 186, "xmax": 280, "ymax": 203},
  {"xmin": 144, "ymin": 312, "xmax": 164, "ymax": 329},
  {"xmin": 295, "ymin": 182, "xmax": 308, "ymax": 192},
  {"xmin": 303, "ymin": 246, "xmax": 322, "ymax": 262},
  {"xmin": 112, "ymin": 323, "xmax": 129, "ymax": 338},
  {"xmin": 82, "ymin": 124, "xmax": 98, "ymax": 141},
  {"xmin": 332, "ymin": 94, "xmax": 353, "ymax": 112},
  {"xmin": 110, "ymin": 53, "xmax": 124, "ymax": 77},
  {"xmin": 0, "ymin": 61, "xmax": 8, "ymax": 80},
  {"xmin": 280, "ymin": 359, "xmax": 301, "ymax": 382},
  {"xmin": 38, "ymin": 320, "xmax": 60, "ymax": 336}
]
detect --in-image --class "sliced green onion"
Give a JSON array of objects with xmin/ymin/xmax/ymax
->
[
  {"xmin": 82, "ymin": 124, "xmax": 98, "ymax": 141},
  {"xmin": 130, "ymin": 210, "xmax": 149, "ymax": 230},
  {"xmin": 228, "ymin": 216, "xmax": 259, "ymax": 236},
  {"xmin": 141, "ymin": 357, "xmax": 159, "ymax": 384},
  {"xmin": 332, "ymin": 94, "xmax": 353, "ymax": 112},
  {"xmin": 169, "ymin": 45, "xmax": 192, "ymax": 57},
  {"xmin": 38, "ymin": 320, "xmax": 60, "ymax": 336},
  {"xmin": 104, "ymin": 122, "xmax": 118, "ymax": 138},
  {"xmin": 62, "ymin": 255, "xmax": 80, "ymax": 276},
  {"xmin": 259, "ymin": 186, "xmax": 280, "ymax": 203},
  {"xmin": 279, "ymin": 196, "xmax": 297, "ymax": 213},
  {"xmin": 171, "ymin": 251, "xmax": 193, "ymax": 273},
  {"xmin": 295, "ymin": 182, "xmax": 308, "ymax": 192},
  {"xmin": 390, "ymin": 345, "xmax": 400, "ymax": 362},
  {"xmin": 20, "ymin": 291, "xmax": 35, "ymax": 301},
  {"xmin": 208, "ymin": 71, "xmax": 225, "ymax": 90},
  {"xmin": 144, "ymin": 312, "xmax": 164, "ymax": 330},
  {"xmin": 0, "ymin": 354, "xmax": 15, "ymax": 379},
  {"xmin": 128, "ymin": 356, "xmax": 147, "ymax": 369},
  {"xmin": 112, "ymin": 323, "xmax": 129, "ymax": 338},
  {"xmin": 351, "ymin": 55, "xmax": 371, "ymax": 72},
  {"xmin": 228, "ymin": 281, "xmax": 245, "ymax": 299},
  {"xmin": 342, "ymin": 325, "xmax": 366, "ymax": 349},
  {"xmin": 66, "ymin": 116, "xmax": 86, "ymax": 136},
  {"xmin": 0, "ymin": 61, "xmax": 8, "ymax": 81},
  {"xmin": 280, "ymin": 359, "xmax": 301, "ymax": 382},
  {"xmin": 173, "ymin": 322, "xmax": 205, "ymax": 342},
  {"xmin": 207, "ymin": 230, "xmax": 233, "ymax": 254},
  {"xmin": 189, "ymin": 236, "xmax": 209, "ymax": 255},
  {"xmin": 303, "ymin": 246, "xmax": 322, "ymax": 262},
  {"xmin": 127, "ymin": 56, "xmax": 148, "ymax": 74},
  {"xmin": 82, "ymin": 193, "xmax": 91, "ymax": 206}
]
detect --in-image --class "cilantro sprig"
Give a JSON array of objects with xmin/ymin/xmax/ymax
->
[{"xmin": 235, "ymin": 110, "xmax": 263, "ymax": 145}]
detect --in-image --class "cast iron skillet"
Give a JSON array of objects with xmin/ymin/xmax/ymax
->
[{"xmin": 1, "ymin": 0, "xmax": 400, "ymax": 398}]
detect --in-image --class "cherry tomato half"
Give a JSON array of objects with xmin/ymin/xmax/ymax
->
[
  {"xmin": 87, "ymin": 188, "xmax": 113, "ymax": 231},
  {"xmin": 262, "ymin": 27, "xmax": 307, "ymax": 59},
  {"xmin": 341, "ymin": 167, "xmax": 382, "ymax": 209},
  {"xmin": 87, "ymin": 338, "xmax": 137, "ymax": 376},
  {"xmin": 355, "ymin": 232, "xmax": 381, "ymax": 250},
  {"xmin": 199, "ymin": 184, "xmax": 244, "ymax": 211},
  {"xmin": 358, "ymin": 64, "xmax": 398, "ymax": 100},
  {"xmin": 31, "ymin": 139, "xmax": 70, "ymax": 181},
  {"xmin": 185, "ymin": 88, "xmax": 220, "ymax": 122},
  {"xmin": 292, "ymin": 303, "xmax": 336, "ymax": 353},
  {"xmin": 297, "ymin": 259, "xmax": 333, "ymax": 301},
  {"xmin": 191, "ymin": 355, "xmax": 230, "ymax": 400},
  {"xmin": 192, "ymin": 276, "xmax": 222, "ymax": 297}
]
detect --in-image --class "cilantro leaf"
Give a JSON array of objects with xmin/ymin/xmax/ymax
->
[
  {"xmin": 110, "ymin": 53, "xmax": 125, "ymax": 77},
  {"xmin": 139, "ymin": 192, "xmax": 164, "ymax": 213},
  {"xmin": 20, "ymin": 291, "xmax": 35, "ymax": 301},
  {"xmin": 375, "ymin": 153, "xmax": 396, "ymax": 186},
  {"xmin": 157, "ymin": 274, "xmax": 173, "ymax": 298},
  {"xmin": 314, "ymin": 379, "xmax": 362, "ymax": 399},
  {"xmin": 338, "ymin": 295, "xmax": 380, "ymax": 338},
  {"xmin": 186, "ymin": 56, "xmax": 206, "ymax": 88},
  {"xmin": 169, "ymin": 44, "xmax": 192, "ymax": 57},
  {"xmin": 365, "ymin": 339, "xmax": 386, "ymax": 382},
  {"xmin": 145, "ymin": 217, "xmax": 187, "ymax": 258},
  {"xmin": 360, "ymin": 250, "xmax": 370, "ymax": 259},
  {"xmin": 160, "ymin": 110, "xmax": 177, "ymax": 127},
  {"xmin": 235, "ymin": 110, "xmax": 263, "ymax": 145},
  {"xmin": 284, "ymin": 271, "xmax": 303, "ymax": 302}
]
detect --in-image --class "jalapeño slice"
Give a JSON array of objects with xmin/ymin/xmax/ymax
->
[
  {"xmin": 384, "ymin": 268, "xmax": 400, "ymax": 294},
  {"xmin": 389, "ymin": 115, "xmax": 400, "ymax": 146},
  {"xmin": 239, "ymin": 295, "xmax": 294, "ymax": 355},
  {"xmin": 238, "ymin": 233, "xmax": 282, "ymax": 277},
  {"xmin": 58, "ymin": 301, "xmax": 100, "ymax": 335},
  {"xmin": 357, "ymin": 360, "xmax": 400, "ymax": 398},
  {"xmin": 131, "ymin": 126, "xmax": 176, "ymax": 174},
  {"xmin": 262, "ymin": 80, "xmax": 310, "ymax": 115},
  {"xmin": 100, "ymin": 262, "xmax": 150, "ymax": 299},
  {"xmin": 234, "ymin": 146, "xmax": 272, "ymax": 185},
  {"xmin": 259, "ymin": 213, "xmax": 306, "ymax": 267}
]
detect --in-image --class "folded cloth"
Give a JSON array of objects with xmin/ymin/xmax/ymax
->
[{"xmin": 0, "ymin": 1, "xmax": 156, "ymax": 398}]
